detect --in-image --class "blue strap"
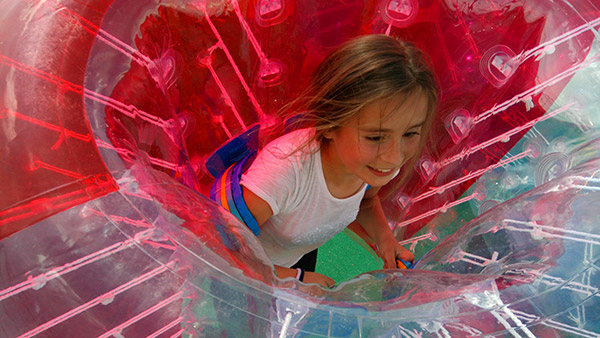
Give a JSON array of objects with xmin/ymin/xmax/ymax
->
[
  {"xmin": 230, "ymin": 154, "xmax": 260, "ymax": 235},
  {"xmin": 210, "ymin": 153, "xmax": 260, "ymax": 236},
  {"xmin": 205, "ymin": 124, "xmax": 260, "ymax": 178},
  {"xmin": 225, "ymin": 165, "xmax": 243, "ymax": 222}
]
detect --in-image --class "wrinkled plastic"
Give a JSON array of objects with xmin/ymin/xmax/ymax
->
[{"xmin": 1, "ymin": 0, "xmax": 600, "ymax": 337}]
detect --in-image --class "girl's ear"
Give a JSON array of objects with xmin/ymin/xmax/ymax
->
[{"xmin": 322, "ymin": 126, "xmax": 335, "ymax": 140}]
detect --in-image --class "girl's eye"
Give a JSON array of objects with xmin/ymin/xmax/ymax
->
[
  {"xmin": 403, "ymin": 131, "xmax": 421, "ymax": 138},
  {"xmin": 365, "ymin": 135, "xmax": 385, "ymax": 142}
]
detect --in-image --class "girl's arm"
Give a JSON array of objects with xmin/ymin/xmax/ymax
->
[
  {"xmin": 354, "ymin": 187, "xmax": 414, "ymax": 269},
  {"xmin": 242, "ymin": 187, "xmax": 336, "ymax": 287}
]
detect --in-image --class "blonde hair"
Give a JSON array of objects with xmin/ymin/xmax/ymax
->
[{"xmin": 286, "ymin": 34, "xmax": 438, "ymax": 186}]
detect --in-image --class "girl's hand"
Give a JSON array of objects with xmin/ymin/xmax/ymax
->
[
  {"xmin": 274, "ymin": 265, "xmax": 335, "ymax": 288},
  {"xmin": 303, "ymin": 271, "xmax": 336, "ymax": 288},
  {"xmin": 355, "ymin": 188, "xmax": 415, "ymax": 270},
  {"xmin": 377, "ymin": 236, "xmax": 414, "ymax": 269}
]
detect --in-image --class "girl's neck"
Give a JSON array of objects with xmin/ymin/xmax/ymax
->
[{"xmin": 320, "ymin": 143, "xmax": 364, "ymax": 199}]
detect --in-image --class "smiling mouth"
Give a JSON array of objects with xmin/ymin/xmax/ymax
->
[{"xmin": 368, "ymin": 166, "xmax": 396, "ymax": 177}]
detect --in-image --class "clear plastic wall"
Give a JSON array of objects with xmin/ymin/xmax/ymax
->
[{"xmin": 1, "ymin": 0, "xmax": 600, "ymax": 337}]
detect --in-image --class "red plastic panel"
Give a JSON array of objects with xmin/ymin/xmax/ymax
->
[{"xmin": 0, "ymin": 0, "xmax": 118, "ymax": 238}]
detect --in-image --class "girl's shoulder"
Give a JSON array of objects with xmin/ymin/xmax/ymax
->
[{"xmin": 264, "ymin": 127, "xmax": 317, "ymax": 156}]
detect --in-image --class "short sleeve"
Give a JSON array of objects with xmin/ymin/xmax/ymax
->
[
  {"xmin": 241, "ymin": 152, "xmax": 295, "ymax": 215},
  {"xmin": 240, "ymin": 128, "xmax": 315, "ymax": 216}
]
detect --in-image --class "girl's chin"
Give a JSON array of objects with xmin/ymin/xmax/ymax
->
[{"xmin": 364, "ymin": 176, "xmax": 393, "ymax": 188}]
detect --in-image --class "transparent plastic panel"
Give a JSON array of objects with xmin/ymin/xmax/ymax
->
[{"xmin": 1, "ymin": 0, "xmax": 600, "ymax": 337}]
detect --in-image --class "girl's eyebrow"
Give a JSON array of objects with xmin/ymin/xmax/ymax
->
[
  {"xmin": 360, "ymin": 127, "xmax": 393, "ymax": 133},
  {"xmin": 359, "ymin": 121, "xmax": 426, "ymax": 133},
  {"xmin": 407, "ymin": 121, "xmax": 426, "ymax": 129}
]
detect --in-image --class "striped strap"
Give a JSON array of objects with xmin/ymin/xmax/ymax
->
[{"xmin": 210, "ymin": 153, "xmax": 260, "ymax": 236}]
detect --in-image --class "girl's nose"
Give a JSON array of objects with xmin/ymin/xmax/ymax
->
[{"xmin": 379, "ymin": 138, "xmax": 405, "ymax": 166}]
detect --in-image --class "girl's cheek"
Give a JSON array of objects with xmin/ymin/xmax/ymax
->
[
  {"xmin": 405, "ymin": 138, "xmax": 421, "ymax": 156},
  {"xmin": 359, "ymin": 144, "xmax": 381, "ymax": 159}
]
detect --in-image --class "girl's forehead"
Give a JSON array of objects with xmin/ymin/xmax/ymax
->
[{"xmin": 354, "ymin": 93, "xmax": 428, "ymax": 129}]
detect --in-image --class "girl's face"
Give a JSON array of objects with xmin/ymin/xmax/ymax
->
[{"xmin": 323, "ymin": 93, "xmax": 428, "ymax": 188}]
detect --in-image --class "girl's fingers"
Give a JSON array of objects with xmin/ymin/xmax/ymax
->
[
  {"xmin": 384, "ymin": 254, "xmax": 397, "ymax": 269},
  {"xmin": 396, "ymin": 246, "xmax": 415, "ymax": 262}
]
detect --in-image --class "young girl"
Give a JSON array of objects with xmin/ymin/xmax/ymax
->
[{"xmin": 240, "ymin": 34, "xmax": 438, "ymax": 287}]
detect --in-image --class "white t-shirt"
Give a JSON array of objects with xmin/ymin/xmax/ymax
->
[{"xmin": 240, "ymin": 128, "xmax": 367, "ymax": 267}]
